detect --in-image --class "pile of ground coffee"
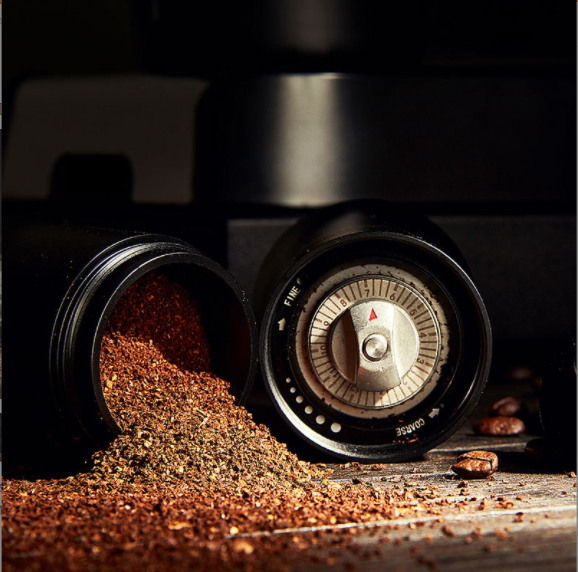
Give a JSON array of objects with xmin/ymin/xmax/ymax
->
[
  {"xmin": 3, "ymin": 273, "xmax": 473, "ymax": 572},
  {"xmin": 97, "ymin": 273, "xmax": 320, "ymax": 495}
]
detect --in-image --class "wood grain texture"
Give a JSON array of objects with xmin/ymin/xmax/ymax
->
[{"xmin": 246, "ymin": 383, "xmax": 577, "ymax": 571}]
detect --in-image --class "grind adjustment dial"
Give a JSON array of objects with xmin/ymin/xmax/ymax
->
[
  {"xmin": 296, "ymin": 266, "xmax": 450, "ymax": 419},
  {"xmin": 257, "ymin": 201, "xmax": 491, "ymax": 462}
]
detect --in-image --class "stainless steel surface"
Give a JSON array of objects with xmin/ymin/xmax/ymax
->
[
  {"xmin": 330, "ymin": 299, "xmax": 419, "ymax": 393},
  {"xmin": 362, "ymin": 333, "xmax": 388, "ymax": 362},
  {"xmin": 198, "ymin": 75, "xmax": 574, "ymax": 206}
]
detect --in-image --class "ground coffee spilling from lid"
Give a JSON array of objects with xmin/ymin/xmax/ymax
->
[
  {"xmin": 3, "ymin": 273, "xmax": 479, "ymax": 572},
  {"xmin": 97, "ymin": 273, "xmax": 324, "ymax": 494}
]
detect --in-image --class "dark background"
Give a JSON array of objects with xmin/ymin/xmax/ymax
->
[
  {"xmin": 3, "ymin": 0, "xmax": 577, "ymax": 376},
  {"xmin": 4, "ymin": 1, "xmax": 575, "ymax": 85}
]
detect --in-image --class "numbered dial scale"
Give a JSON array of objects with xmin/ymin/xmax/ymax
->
[
  {"xmin": 296, "ymin": 265, "xmax": 450, "ymax": 419},
  {"xmin": 259, "ymin": 208, "xmax": 491, "ymax": 462}
]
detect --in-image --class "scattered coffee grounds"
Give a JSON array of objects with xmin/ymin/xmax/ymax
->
[
  {"xmin": 474, "ymin": 416, "xmax": 526, "ymax": 436},
  {"xmin": 441, "ymin": 524, "xmax": 457, "ymax": 537},
  {"xmin": 489, "ymin": 397, "xmax": 527, "ymax": 419},
  {"xmin": 451, "ymin": 451, "xmax": 498, "ymax": 479},
  {"xmin": 2, "ymin": 273, "xmax": 509, "ymax": 571}
]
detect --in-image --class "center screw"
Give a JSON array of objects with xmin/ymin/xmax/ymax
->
[{"xmin": 362, "ymin": 333, "xmax": 389, "ymax": 362}]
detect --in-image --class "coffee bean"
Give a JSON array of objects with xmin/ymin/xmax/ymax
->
[
  {"xmin": 474, "ymin": 416, "xmax": 526, "ymax": 436},
  {"xmin": 489, "ymin": 397, "xmax": 527, "ymax": 418},
  {"xmin": 451, "ymin": 451, "xmax": 498, "ymax": 479}
]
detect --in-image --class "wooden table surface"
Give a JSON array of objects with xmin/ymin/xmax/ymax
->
[{"xmin": 245, "ymin": 382, "xmax": 577, "ymax": 571}]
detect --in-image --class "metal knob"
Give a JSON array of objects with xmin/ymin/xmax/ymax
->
[
  {"xmin": 363, "ymin": 333, "xmax": 389, "ymax": 361},
  {"xmin": 330, "ymin": 300, "xmax": 419, "ymax": 392}
]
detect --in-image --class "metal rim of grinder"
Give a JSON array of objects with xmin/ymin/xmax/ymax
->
[
  {"xmin": 4, "ymin": 225, "xmax": 258, "ymax": 474},
  {"xmin": 51, "ymin": 234, "xmax": 258, "ymax": 445},
  {"xmin": 256, "ymin": 201, "xmax": 492, "ymax": 462}
]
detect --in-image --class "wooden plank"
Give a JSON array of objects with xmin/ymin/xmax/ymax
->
[{"xmin": 240, "ymin": 382, "xmax": 576, "ymax": 571}]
